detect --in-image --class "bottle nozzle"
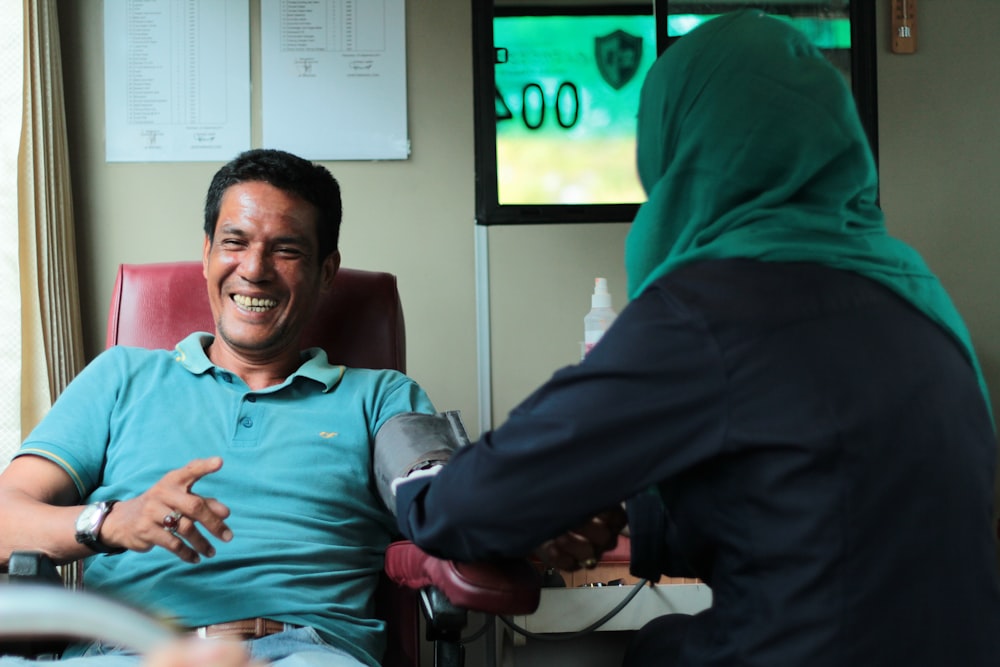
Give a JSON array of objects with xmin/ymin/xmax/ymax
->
[{"xmin": 591, "ymin": 277, "xmax": 612, "ymax": 308}]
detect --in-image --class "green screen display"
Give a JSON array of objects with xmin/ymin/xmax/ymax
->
[
  {"xmin": 494, "ymin": 14, "xmax": 656, "ymax": 206},
  {"xmin": 493, "ymin": 11, "xmax": 851, "ymax": 208}
]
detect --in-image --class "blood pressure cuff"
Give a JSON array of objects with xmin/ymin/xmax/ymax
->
[{"xmin": 373, "ymin": 410, "xmax": 470, "ymax": 515}]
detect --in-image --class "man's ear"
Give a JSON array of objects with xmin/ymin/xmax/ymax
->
[
  {"xmin": 321, "ymin": 251, "xmax": 341, "ymax": 291},
  {"xmin": 202, "ymin": 234, "xmax": 212, "ymax": 279}
]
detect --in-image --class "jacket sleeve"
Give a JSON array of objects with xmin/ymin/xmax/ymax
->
[{"xmin": 394, "ymin": 282, "xmax": 730, "ymax": 563}]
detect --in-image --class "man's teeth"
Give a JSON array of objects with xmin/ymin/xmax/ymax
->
[{"xmin": 232, "ymin": 294, "xmax": 277, "ymax": 312}]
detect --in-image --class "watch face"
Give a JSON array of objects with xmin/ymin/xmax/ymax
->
[
  {"xmin": 76, "ymin": 503, "xmax": 102, "ymax": 533},
  {"xmin": 75, "ymin": 501, "xmax": 122, "ymax": 554}
]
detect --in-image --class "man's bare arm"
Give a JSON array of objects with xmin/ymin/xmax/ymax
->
[
  {"xmin": 0, "ymin": 455, "xmax": 234, "ymax": 568},
  {"xmin": 0, "ymin": 455, "xmax": 90, "ymax": 567}
]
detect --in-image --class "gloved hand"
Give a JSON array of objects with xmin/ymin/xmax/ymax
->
[{"xmin": 534, "ymin": 505, "xmax": 628, "ymax": 571}]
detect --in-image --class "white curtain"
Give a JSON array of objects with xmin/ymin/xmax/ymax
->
[
  {"xmin": 0, "ymin": 0, "xmax": 85, "ymax": 469},
  {"xmin": 0, "ymin": 0, "xmax": 26, "ymax": 466}
]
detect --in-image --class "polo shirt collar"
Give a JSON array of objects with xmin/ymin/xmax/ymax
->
[{"xmin": 172, "ymin": 332, "xmax": 346, "ymax": 392}]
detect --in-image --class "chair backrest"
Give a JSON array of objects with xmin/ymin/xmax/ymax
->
[
  {"xmin": 106, "ymin": 262, "xmax": 406, "ymax": 372},
  {"xmin": 105, "ymin": 261, "xmax": 417, "ymax": 667}
]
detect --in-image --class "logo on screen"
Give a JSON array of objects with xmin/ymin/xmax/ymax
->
[{"xmin": 595, "ymin": 30, "xmax": 643, "ymax": 90}]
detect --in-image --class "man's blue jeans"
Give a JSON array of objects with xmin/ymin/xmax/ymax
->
[{"xmin": 0, "ymin": 626, "xmax": 367, "ymax": 667}]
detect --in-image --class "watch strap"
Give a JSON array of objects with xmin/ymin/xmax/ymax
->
[{"xmin": 75, "ymin": 499, "xmax": 125, "ymax": 555}]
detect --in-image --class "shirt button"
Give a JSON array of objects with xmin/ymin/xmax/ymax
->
[
  {"xmin": 247, "ymin": 395, "xmax": 257, "ymax": 403},
  {"xmin": 241, "ymin": 417, "xmax": 253, "ymax": 428}
]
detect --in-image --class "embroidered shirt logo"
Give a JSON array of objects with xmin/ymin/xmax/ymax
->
[{"xmin": 319, "ymin": 431, "xmax": 338, "ymax": 439}]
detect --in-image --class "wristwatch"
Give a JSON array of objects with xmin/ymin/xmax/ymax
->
[{"xmin": 74, "ymin": 500, "xmax": 125, "ymax": 554}]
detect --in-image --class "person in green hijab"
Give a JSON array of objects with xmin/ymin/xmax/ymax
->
[
  {"xmin": 625, "ymin": 8, "xmax": 992, "ymax": 411},
  {"xmin": 396, "ymin": 10, "xmax": 1000, "ymax": 667}
]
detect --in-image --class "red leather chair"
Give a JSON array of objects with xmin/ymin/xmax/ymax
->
[
  {"xmin": 5, "ymin": 262, "xmax": 540, "ymax": 667},
  {"xmin": 106, "ymin": 262, "xmax": 407, "ymax": 371}
]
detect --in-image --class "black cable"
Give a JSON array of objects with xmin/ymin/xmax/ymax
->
[
  {"xmin": 458, "ymin": 616, "xmax": 492, "ymax": 644},
  {"xmin": 493, "ymin": 579, "xmax": 651, "ymax": 642}
]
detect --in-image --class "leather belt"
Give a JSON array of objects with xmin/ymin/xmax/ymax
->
[{"xmin": 189, "ymin": 618, "xmax": 293, "ymax": 640}]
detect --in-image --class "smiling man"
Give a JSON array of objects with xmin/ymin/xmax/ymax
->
[{"xmin": 0, "ymin": 149, "xmax": 436, "ymax": 667}]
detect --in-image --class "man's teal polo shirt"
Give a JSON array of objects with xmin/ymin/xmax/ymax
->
[{"xmin": 18, "ymin": 333, "xmax": 436, "ymax": 667}]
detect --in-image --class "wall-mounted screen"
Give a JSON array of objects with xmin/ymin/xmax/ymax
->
[
  {"xmin": 474, "ymin": 1, "xmax": 877, "ymax": 225},
  {"xmin": 474, "ymin": 3, "xmax": 657, "ymax": 224}
]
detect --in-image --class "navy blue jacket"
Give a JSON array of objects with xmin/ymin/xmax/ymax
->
[{"xmin": 398, "ymin": 259, "xmax": 1000, "ymax": 666}]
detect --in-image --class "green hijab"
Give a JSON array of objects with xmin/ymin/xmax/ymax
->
[{"xmin": 624, "ymin": 10, "xmax": 991, "ymax": 412}]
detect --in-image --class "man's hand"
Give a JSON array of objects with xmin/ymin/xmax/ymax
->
[
  {"xmin": 101, "ymin": 457, "xmax": 233, "ymax": 563},
  {"xmin": 535, "ymin": 505, "xmax": 628, "ymax": 571}
]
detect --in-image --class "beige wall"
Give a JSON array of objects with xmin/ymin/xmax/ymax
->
[
  {"xmin": 59, "ymin": 0, "xmax": 1000, "ymax": 441},
  {"xmin": 876, "ymin": 0, "xmax": 1000, "ymax": 418},
  {"xmin": 59, "ymin": 0, "xmax": 483, "ymax": 433}
]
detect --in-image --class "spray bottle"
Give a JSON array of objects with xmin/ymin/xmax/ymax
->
[{"xmin": 583, "ymin": 277, "xmax": 617, "ymax": 358}]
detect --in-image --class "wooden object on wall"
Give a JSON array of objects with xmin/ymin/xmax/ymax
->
[{"xmin": 891, "ymin": 0, "xmax": 918, "ymax": 54}]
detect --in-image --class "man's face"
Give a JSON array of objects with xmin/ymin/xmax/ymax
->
[{"xmin": 202, "ymin": 181, "xmax": 338, "ymax": 363}]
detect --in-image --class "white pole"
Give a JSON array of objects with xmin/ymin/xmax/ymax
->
[{"xmin": 474, "ymin": 224, "xmax": 493, "ymax": 438}]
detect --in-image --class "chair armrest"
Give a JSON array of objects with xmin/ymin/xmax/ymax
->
[
  {"xmin": 8, "ymin": 551, "xmax": 62, "ymax": 585},
  {"xmin": 384, "ymin": 541, "xmax": 541, "ymax": 615}
]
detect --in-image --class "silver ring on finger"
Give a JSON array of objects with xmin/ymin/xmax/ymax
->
[{"xmin": 162, "ymin": 510, "xmax": 183, "ymax": 536}]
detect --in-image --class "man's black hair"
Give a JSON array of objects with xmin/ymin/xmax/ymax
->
[{"xmin": 204, "ymin": 149, "xmax": 342, "ymax": 260}]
